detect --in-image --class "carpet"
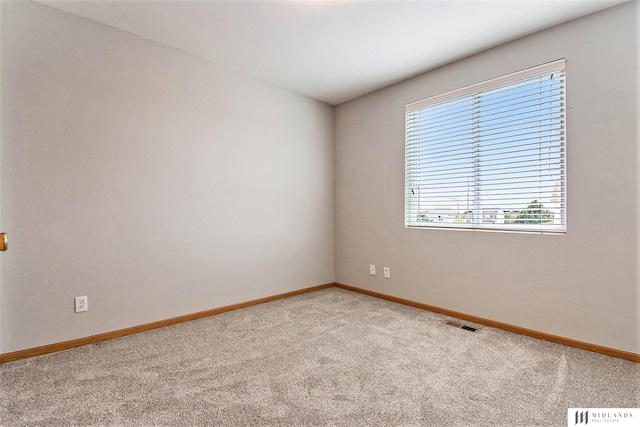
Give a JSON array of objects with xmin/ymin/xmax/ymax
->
[{"xmin": 0, "ymin": 287, "xmax": 638, "ymax": 426}]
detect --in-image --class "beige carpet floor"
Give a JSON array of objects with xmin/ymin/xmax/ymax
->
[{"xmin": 0, "ymin": 287, "xmax": 638, "ymax": 426}]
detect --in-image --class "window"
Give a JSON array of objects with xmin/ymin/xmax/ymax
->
[{"xmin": 405, "ymin": 59, "xmax": 566, "ymax": 233}]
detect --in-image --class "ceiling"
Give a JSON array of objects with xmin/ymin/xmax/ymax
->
[{"xmin": 36, "ymin": 0, "xmax": 629, "ymax": 105}]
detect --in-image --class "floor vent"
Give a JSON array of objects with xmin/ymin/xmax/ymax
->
[{"xmin": 445, "ymin": 320, "xmax": 478, "ymax": 332}]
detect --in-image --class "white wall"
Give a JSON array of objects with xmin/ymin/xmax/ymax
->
[
  {"xmin": 1, "ymin": 1, "xmax": 335, "ymax": 354},
  {"xmin": 335, "ymin": 2, "xmax": 639, "ymax": 353}
]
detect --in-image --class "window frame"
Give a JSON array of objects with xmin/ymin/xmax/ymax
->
[{"xmin": 404, "ymin": 59, "xmax": 567, "ymax": 234}]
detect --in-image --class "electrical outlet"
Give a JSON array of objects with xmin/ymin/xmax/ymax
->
[
  {"xmin": 369, "ymin": 264, "xmax": 376, "ymax": 275},
  {"xmin": 75, "ymin": 296, "xmax": 88, "ymax": 313},
  {"xmin": 384, "ymin": 267, "xmax": 391, "ymax": 279}
]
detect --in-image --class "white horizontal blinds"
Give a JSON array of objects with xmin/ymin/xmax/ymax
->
[
  {"xmin": 406, "ymin": 94, "xmax": 475, "ymax": 228},
  {"xmin": 405, "ymin": 59, "xmax": 566, "ymax": 233}
]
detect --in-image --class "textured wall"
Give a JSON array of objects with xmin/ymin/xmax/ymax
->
[
  {"xmin": 335, "ymin": 2, "xmax": 638, "ymax": 353},
  {"xmin": 1, "ymin": 1, "xmax": 335, "ymax": 353}
]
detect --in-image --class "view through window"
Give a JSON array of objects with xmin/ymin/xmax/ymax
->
[{"xmin": 405, "ymin": 59, "xmax": 566, "ymax": 233}]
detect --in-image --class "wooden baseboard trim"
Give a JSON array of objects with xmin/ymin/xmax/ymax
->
[
  {"xmin": 335, "ymin": 283, "xmax": 640, "ymax": 363},
  {"xmin": 3, "ymin": 282, "xmax": 637, "ymax": 364},
  {"xmin": 0, "ymin": 283, "xmax": 335, "ymax": 364}
]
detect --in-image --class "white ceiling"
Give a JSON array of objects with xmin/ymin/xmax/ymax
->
[{"xmin": 37, "ymin": 0, "xmax": 629, "ymax": 105}]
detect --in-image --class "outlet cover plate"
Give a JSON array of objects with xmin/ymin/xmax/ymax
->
[{"xmin": 75, "ymin": 296, "xmax": 88, "ymax": 313}]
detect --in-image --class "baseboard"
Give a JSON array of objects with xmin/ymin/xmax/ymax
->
[
  {"xmin": 3, "ymin": 282, "xmax": 637, "ymax": 364},
  {"xmin": 0, "ymin": 282, "xmax": 335, "ymax": 364},
  {"xmin": 335, "ymin": 283, "xmax": 640, "ymax": 363}
]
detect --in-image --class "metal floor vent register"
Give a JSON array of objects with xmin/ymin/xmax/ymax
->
[{"xmin": 445, "ymin": 320, "xmax": 478, "ymax": 332}]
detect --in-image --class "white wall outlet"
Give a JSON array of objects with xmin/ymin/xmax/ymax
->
[
  {"xmin": 369, "ymin": 264, "xmax": 376, "ymax": 275},
  {"xmin": 383, "ymin": 267, "xmax": 391, "ymax": 279},
  {"xmin": 74, "ymin": 296, "xmax": 88, "ymax": 313}
]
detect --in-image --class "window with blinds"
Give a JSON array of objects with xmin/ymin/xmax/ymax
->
[{"xmin": 405, "ymin": 59, "xmax": 566, "ymax": 233}]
